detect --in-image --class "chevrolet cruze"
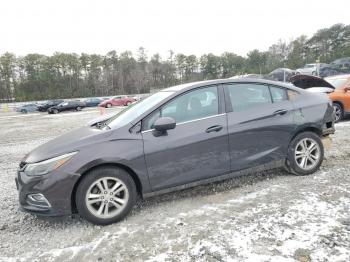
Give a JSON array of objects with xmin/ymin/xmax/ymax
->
[{"xmin": 16, "ymin": 78, "xmax": 335, "ymax": 225}]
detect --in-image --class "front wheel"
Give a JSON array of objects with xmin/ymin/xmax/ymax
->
[
  {"xmin": 76, "ymin": 106, "xmax": 82, "ymax": 111},
  {"xmin": 75, "ymin": 167, "xmax": 137, "ymax": 225},
  {"xmin": 285, "ymin": 132, "xmax": 324, "ymax": 176}
]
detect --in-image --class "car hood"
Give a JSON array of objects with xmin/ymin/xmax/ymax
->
[
  {"xmin": 23, "ymin": 126, "xmax": 112, "ymax": 163},
  {"xmin": 290, "ymin": 74, "xmax": 335, "ymax": 89}
]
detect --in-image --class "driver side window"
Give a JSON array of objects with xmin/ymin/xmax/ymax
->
[{"xmin": 142, "ymin": 86, "xmax": 219, "ymax": 131}]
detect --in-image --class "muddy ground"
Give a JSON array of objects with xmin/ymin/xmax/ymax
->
[{"xmin": 0, "ymin": 110, "xmax": 349, "ymax": 262}]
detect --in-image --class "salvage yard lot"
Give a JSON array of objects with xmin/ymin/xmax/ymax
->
[{"xmin": 0, "ymin": 111, "xmax": 350, "ymax": 261}]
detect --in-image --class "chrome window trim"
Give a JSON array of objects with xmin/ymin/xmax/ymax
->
[{"xmin": 141, "ymin": 113, "xmax": 226, "ymax": 134}]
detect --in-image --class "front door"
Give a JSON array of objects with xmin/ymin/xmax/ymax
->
[{"xmin": 142, "ymin": 85, "xmax": 230, "ymax": 191}]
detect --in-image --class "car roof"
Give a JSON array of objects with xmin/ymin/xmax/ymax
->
[{"xmin": 161, "ymin": 78, "xmax": 300, "ymax": 93}]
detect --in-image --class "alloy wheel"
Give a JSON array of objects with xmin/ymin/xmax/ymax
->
[
  {"xmin": 333, "ymin": 104, "xmax": 342, "ymax": 122},
  {"xmin": 294, "ymin": 138, "xmax": 320, "ymax": 170},
  {"xmin": 85, "ymin": 177, "xmax": 129, "ymax": 219}
]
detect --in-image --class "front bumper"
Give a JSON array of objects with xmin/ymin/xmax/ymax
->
[{"xmin": 16, "ymin": 169, "xmax": 80, "ymax": 216}]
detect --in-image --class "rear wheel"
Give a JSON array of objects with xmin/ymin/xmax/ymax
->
[
  {"xmin": 285, "ymin": 132, "xmax": 324, "ymax": 176},
  {"xmin": 76, "ymin": 106, "xmax": 82, "ymax": 111},
  {"xmin": 125, "ymin": 101, "xmax": 131, "ymax": 106},
  {"xmin": 333, "ymin": 103, "xmax": 343, "ymax": 122},
  {"xmin": 21, "ymin": 109, "xmax": 27, "ymax": 114},
  {"xmin": 106, "ymin": 103, "xmax": 112, "ymax": 108},
  {"xmin": 75, "ymin": 167, "xmax": 137, "ymax": 225},
  {"xmin": 52, "ymin": 109, "xmax": 59, "ymax": 114}
]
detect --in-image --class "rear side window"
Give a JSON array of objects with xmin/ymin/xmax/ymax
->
[
  {"xmin": 226, "ymin": 83, "xmax": 272, "ymax": 112},
  {"xmin": 269, "ymin": 86, "xmax": 288, "ymax": 103}
]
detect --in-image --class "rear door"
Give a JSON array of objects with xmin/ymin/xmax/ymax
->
[
  {"xmin": 224, "ymin": 82, "xmax": 295, "ymax": 171},
  {"xmin": 142, "ymin": 85, "xmax": 230, "ymax": 191}
]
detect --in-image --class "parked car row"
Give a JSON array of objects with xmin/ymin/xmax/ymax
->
[
  {"xmin": 267, "ymin": 57, "xmax": 350, "ymax": 82},
  {"xmin": 16, "ymin": 96, "xmax": 138, "ymax": 114}
]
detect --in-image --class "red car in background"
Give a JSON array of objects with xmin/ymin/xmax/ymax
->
[{"xmin": 98, "ymin": 96, "xmax": 136, "ymax": 108}]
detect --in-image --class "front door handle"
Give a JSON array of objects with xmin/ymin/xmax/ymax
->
[
  {"xmin": 273, "ymin": 109, "xmax": 288, "ymax": 116},
  {"xmin": 206, "ymin": 125, "xmax": 223, "ymax": 133}
]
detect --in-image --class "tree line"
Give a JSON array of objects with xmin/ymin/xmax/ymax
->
[{"xmin": 0, "ymin": 23, "xmax": 349, "ymax": 102}]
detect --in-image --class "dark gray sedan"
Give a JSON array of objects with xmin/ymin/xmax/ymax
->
[
  {"xmin": 47, "ymin": 100, "xmax": 86, "ymax": 114},
  {"xmin": 16, "ymin": 78, "xmax": 335, "ymax": 225}
]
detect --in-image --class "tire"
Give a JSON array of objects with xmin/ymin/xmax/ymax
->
[
  {"xmin": 125, "ymin": 101, "xmax": 131, "ymax": 106},
  {"xmin": 76, "ymin": 106, "xmax": 82, "ymax": 111},
  {"xmin": 333, "ymin": 103, "xmax": 343, "ymax": 122},
  {"xmin": 75, "ymin": 167, "xmax": 137, "ymax": 225},
  {"xmin": 106, "ymin": 103, "xmax": 112, "ymax": 108},
  {"xmin": 53, "ymin": 109, "xmax": 59, "ymax": 114},
  {"xmin": 21, "ymin": 109, "xmax": 27, "ymax": 114},
  {"xmin": 285, "ymin": 132, "xmax": 324, "ymax": 176}
]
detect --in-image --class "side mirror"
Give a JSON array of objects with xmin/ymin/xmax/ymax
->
[{"xmin": 154, "ymin": 117, "xmax": 176, "ymax": 132}]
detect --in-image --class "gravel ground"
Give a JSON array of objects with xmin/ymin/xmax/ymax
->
[{"xmin": 0, "ymin": 110, "xmax": 349, "ymax": 262}]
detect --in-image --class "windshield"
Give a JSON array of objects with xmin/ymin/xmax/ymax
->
[
  {"xmin": 326, "ymin": 78, "xmax": 348, "ymax": 89},
  {"xmin": 105, "ymin": 91, "xmax": 174, "ymax": 129}
]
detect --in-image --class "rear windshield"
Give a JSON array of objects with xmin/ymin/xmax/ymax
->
[{"xmin": 326, "ymin": 78, "xmax": 348, "ymax": 89}]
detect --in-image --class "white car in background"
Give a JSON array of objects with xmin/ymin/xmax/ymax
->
[{"xmin": 296, "ymin": 64, "xmax": 318, "ymax": 75}]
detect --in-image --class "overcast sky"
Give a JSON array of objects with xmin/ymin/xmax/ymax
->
[{"xmin": 1, "ymin": 0, "xmax": 350, "ymax": 58}]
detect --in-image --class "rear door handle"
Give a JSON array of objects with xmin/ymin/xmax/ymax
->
[
  {"xmin": 273, "ymin": 109, "xmax": 288, "ymax": 116},
  {"xmin": 206, "ymin": 125, "xmax": 223, "ymax": 133}
]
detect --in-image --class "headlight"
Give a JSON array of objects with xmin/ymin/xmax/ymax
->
[{"xmin": 24, "ymin": 152, "xmax": 77, "ymax": 176}]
